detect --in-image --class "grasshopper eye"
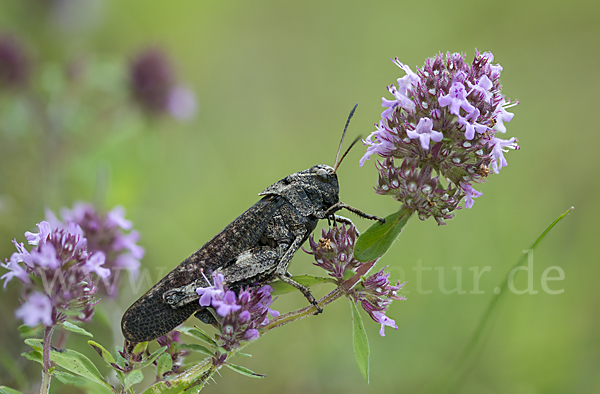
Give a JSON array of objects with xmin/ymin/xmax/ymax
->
[{"xmin": 316, "ymin": 168, "xmax": 329, "ymax": 183}]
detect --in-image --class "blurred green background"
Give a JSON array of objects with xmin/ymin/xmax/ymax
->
[{"xmin": 0, "ymin": 0, "xmax": 598, "ymax": 393}]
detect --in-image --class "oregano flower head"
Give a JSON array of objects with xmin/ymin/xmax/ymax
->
[
  {"xmin": 361, "ymin": 50, "xmax": 519, "ymax": 224},
  {"xmin": 1, "ymin": 221, "xmax": 104, "ymax": 326}
]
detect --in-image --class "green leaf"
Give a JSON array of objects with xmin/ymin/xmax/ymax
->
[
  {"xmin": 88, "ymin": 341, "xmax": 117, "ymax": 368},
  {"xmin": 178, "ymin": 343, "xmax": 213, "ymax": 356},
  {"xmin": 156, "ymin": 353, "xmax": 173, "ymax": 377},
  {"xmin": 24, "ymin": 338, "xmax": 43, "ymax": 351},
  {"xmin": 21, "ymin": 350, "xmax": 42, "ymax": 365},
  {"xmin": 170, "ymin": 342, "xmax": 179, "ymax": 355},
  {"xmin": 113, "ymin": 345, "xmax": 127, "ymax": 368},
  {"xmin": 31, "ymin": 344, "xmax": 113, "ymax": 390},
  {"xmin": 270, "ymin": 275, "xmax": 336, "ymax": 295},
  {"xmin": 0, "ymin": 386, "xmax": 24, "ymax": 394},
  {"xmin": 233, "ymin": 352, "xmax": 252, "ymax": 358},
  {"xmin": 137, "ymin": 346, "xmax": 168, "ymax": 369},
  {"xmin": 177, "ymin": 326, "xmax": 216, "ymax": 347},
  {"xmin": 350, "ymin": 300, "xmax": 370, "ymax": 384},
  {"xmin": 61, "ymin": 321, "xmax": 93, "ymax": 337},
  {"xmin": 124, "ymin": 370, "xmax": 144, "ymax": 390},
  {"xmin": 18, "ymin": 324, "xmax": 42, "ymax": 338},
  {"xmin": 53, "ymin": 370, "xmax": 88, "ymax": 386},
  {"xmin": 225, "ymin": 363, "xmax": 266, "ymax": 378},
  {"xmin": 50, "ymin": 349, "xmax": 111, "ymax": 388},
  {"xmin": 354, "ymin": 208, "xmax": 412, "ymax": 262},
  {"xmin": 132, "ymin": 342, "xmax": 148, "ymax": 358}
]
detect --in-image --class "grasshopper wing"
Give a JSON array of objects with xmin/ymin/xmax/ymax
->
[{"xmin": 121, "ymin": 196, "xmax": 282, "ymax": 343}]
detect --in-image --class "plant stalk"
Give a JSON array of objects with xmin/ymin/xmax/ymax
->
[{"xmin": 40, "ymin": 325, "xmax": 55, "ymax": 394}]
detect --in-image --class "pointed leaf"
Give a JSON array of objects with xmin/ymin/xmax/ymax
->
[
  {"xmin": 132, "ymin": 342, "xmax": 148, "ymax": 358},
  {"xmin": 136, "ymin": 346, "xmax": 168, "ymax": 369},
  {"xmin": 18, "ymin": 324, "xmax": 42, "ymax": 338},
  {"xmin": 225, "ymin": 363, "xmax": 266, "ymax": 378},
  {"xmin": 350, "ymin": 300, "xmax": 370, "ymax": 384},
  {"xmin": 177, "ymin": 326, "xmax": 216, "ymax": 347},
  {"xmin": 0, "ymin": 386, "xmax": 23, "ymax": 394},
  {"xmin": 21, "ymin": 350, "xmax": 42, "ymax": 365},
  {"xmin": 88, "ymin": 341, "xmax": 117, "ymax": 368},
  {"xmin": 35, "ymin": 346, "xmax": 113, "ymax": 390},
  {"xmin": 354, "ymin": 208, "xmax": 412, "ymax": 262},
  {"xmin": 124, "ymin": 370, "xmax": 144, "ymax": 390},
  {"xmin": 61, "ymin": 321, "xmax": 93, "ymax": 337},
  {"xmin": 233, "ymin": 352, "xmax": 252, "ymax": 358},
  {"xmin": 156, "ymin": 353, "xmax": 173, "ymax": 377},
  {"xmin": 270, "ymin": 275, "xmax": 335, "ymax": 295},
  {"xmin": 170, "ymin": 342, "xmax": 180, "ymax": 356},
  {"xmin": 113, "ymin": 346, "xmax": 126, "ymax": 370},
  {"xmin": 53, "ymin": 370, "xmax": 88, "ymax": 386},
  {"xmin": 178, "ymin": 343, "xmax": 213, "ymax": 357},
  {"xmin": 24, "ymin": 338, "xmax": 43, "ymax": 351}
]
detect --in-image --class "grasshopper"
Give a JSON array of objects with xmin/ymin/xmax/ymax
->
[{"xmin": 121, "ymin": 106, "xmax": 382, "ymax": 343}]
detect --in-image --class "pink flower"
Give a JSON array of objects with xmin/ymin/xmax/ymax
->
[
  {"xmin": 439, "ymin": 81, "xmax": 475, "ymax": 116},
  {"xmin": 406, "ymin": 117, "xmax": 443, "ymax": 150}
]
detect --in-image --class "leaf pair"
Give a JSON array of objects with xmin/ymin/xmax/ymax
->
[{"xmin": 24, "ymin": 338, "xmax": 113, "ymax": 391}]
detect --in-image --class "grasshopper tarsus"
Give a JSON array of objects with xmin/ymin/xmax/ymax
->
[{"xmin": 312, "ymin": 302, "xmax": 324, "ymax": 315}]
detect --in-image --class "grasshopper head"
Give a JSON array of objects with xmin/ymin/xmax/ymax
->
[{"xmin": 308, "ymin": 164, "xmax": 339, "ymax": 208}]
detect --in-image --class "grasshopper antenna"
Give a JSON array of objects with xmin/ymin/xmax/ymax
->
[
  {"xmin": 333, "ymin": 135, "xmax": 361, "ymax": 174},
  {"xmin": 333, "ymin": 103, "xmax": 359, "ymax": 172}
]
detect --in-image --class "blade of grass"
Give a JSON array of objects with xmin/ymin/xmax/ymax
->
[{"xmin": 427, "ymin": 206, "xmax": 574, "ymax": 394}]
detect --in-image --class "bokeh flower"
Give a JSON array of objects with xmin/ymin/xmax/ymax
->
[
  {"xmin": 361, "ymin": 51, "xmax": 519, "ymax": 224},
  {"xmin": 130, "ymin": 48, "xmax": 173, "ymax": 114},
  {"xmin": 0, "ymin": 33, "xmax": 29, "ymax": 90},
  {"xmin": 129, "ymin": 48, "xmax": 196, "ymax": 120}
]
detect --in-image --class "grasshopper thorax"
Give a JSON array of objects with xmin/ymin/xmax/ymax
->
[{"xmin": 258, "ymin": 164, "xmax": 339, "ymax": 217}]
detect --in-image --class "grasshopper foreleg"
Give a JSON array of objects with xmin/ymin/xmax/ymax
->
[{"xmin": 322, "ymin": 202, "xmax": 385, "ymax": 223}]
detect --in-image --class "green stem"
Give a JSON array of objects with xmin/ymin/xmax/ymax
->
[{"xmin": 40, "ymin": 325, "xmax": 55, "ymax": 394}]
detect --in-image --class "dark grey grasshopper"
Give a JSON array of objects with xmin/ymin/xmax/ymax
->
[{"xmin": 121, "ymin": 110, "xmax": 382, "ymax": 343}]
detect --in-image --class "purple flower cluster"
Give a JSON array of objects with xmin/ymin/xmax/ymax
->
[
  {"xmin": 129, "ymin": 48, "xmax": 197, "ymax": 120},
  {"xmin": 307, "ymin": 224, "xmax": 406, "ymax": 336},
  {"xmin": 308, "ymin": 224, "xmax": 360, "ymax": 281},
  {"xmin": 350, "ymin": 268, "xmax": 406, "ymax": 336},
  {"xmin": 361, "ymin": 51, "xmax": 519, "ymax": 224},
  {"xmin": 196, "ymin": 272, "xmax": 279, "ymax": 351},
  {"xmin": 45, "ymin": 203, "xmax": 144, "ymax": 296},
  {"xmin": 1, "ymin": 221, "xmax": 105, "ymax": 326}
]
